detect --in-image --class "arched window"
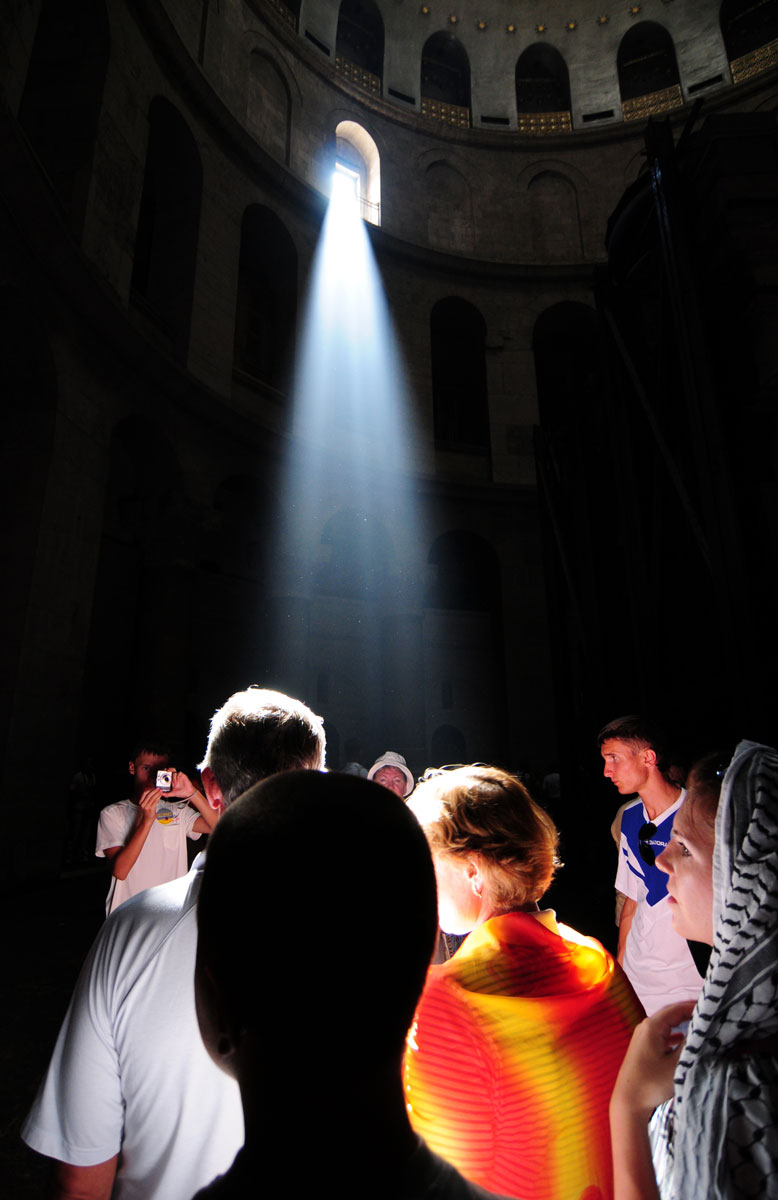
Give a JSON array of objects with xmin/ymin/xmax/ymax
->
[
  {"xmin": 335, "ymin": 0, "xmax": 384, "ymax": 94},
  {"xmin": 515, "ymin": 44, "xmax": 572, "ymax": 134},
  {"xmin": 721, "ymin": 0, "xmax": 778, "ymax": 73},
  {"xmin": 335, "ymin": 120, "xmax": 381, "ymax": 225},
  {"xmin": 233, "ymin": 206, "xmax": 297, "ymax": 393},
  {"xmin": 618, "ymin": 23, "xmax": 682, "ymax": 120},
  {"xmin": 18, "ymin": 0, "xmax": 109, "ymax": 237},
  {"xmin": 130, "ymin": 98, "xmax": 203, "ymax": 360},
  {"xmin": 430, "ymin": 298, "xmax": 490, "ymax": 456},
  {"xmin": 421, "ymin": 33, "xmax": 471, "ymax": 127}
]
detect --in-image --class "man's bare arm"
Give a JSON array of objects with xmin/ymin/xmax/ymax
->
[
  {"xmin": 105, "ymin": 789, "xmax": 159, "ymax": 880},
  {"xmin": 51, "ymin": 1156, "xmax": 119, "ymax": 1200},
  {"xmin": 617, "ymin": 896, "xmax": 637, "ymax": 965}
]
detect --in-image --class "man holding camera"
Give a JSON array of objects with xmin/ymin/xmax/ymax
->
[{"xmin": 96, "ymin": 740, "xmax": 217, "ymax": 915}]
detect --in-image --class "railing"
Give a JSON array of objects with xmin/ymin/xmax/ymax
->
[
  {"xmin": 335, "ymin": 56, "xmax": 381, "ymax": 96},
  {"xmin": 622, "ymin": 83, "xmax": 684, "ymax": 122},
  {"xmin": 730, "ymin": 37, "xmax": 778, "ymax": 84},
  {"xmin": 421, "ymin": 97, "xmax": 470, "ymax": 128},
  {"xmin": 518, "ymin": 110, "xmax": 572, "ymax": 135},
  {"xmin": 359, "ymin": 195, "xmax": 380, "ymax": 224},
  {"xmin": 265, "ymin": 0, "xmax": 297, "ymax": 30}
]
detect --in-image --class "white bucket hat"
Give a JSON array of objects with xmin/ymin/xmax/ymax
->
[{"xmin": 367, "ymin": 751, "xmax": 414, "ymax": 798}]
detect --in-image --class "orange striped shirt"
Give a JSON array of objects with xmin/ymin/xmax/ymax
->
[{"xmin": 404, "ymin": 912, "xmax": 642, "ymax": 1200}]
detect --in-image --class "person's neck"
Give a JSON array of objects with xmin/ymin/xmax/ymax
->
[
  {"xmin": 639, "ymin": 774, "xmax": 682, "ymax": 822},
  {"xmin": 240, "ymin": 1060, "xmax": 417, "ymax": 1182}
]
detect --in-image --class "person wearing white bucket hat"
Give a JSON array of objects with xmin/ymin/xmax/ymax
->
[{"xmin": 368, "ymin": 751, "xmax": 415, "ymax": 799}]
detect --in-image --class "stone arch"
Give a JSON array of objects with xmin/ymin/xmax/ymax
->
[
  {"xmin": 247, "ymin": 51, "xmax": 292, "ymax": 165},
  {"xmin": 129, "ymin": 97, "xmax": 203, "ymax": 360},
  {"xmin": 335, "ymin": 119, "xmax": 381, "ymax": 224},
  {"xmin": 617, "ymin": 22, "xmax": 681, "ymax": 105},
  {"xmin": 233, "ymin": 205, "xmax": 297, "ymax": 393},
  {"xmin": 516, "ymin": 42, "xmax": 571, "ymax": 132},
  {"xmin": 18, "ymin": 0, "xmax": 109, "ymax": 238},
  {"xmin": 421, "ymin": 31, "xmax": 471, "ymax": 123},
  {"xmin": 430, "ymin": 298, "xmax": 490, "ymax": 456},
  {"xmin": 527, "ymin": 171, "xmax": 583, "ymax": 261},
  {"xmin": 314, "ymin": 508, "xmax": 396, "ymax": 599},
  {"xmin": 426, "ymin": 530, "xmax": 500, "ymax": 612},
  {"xmin": 423, "ymin": 160, "xmax": 474, "ymax": 253},
  {"xmin": 0, "ymin": 286, "xmax": 57, "ymax": 750},
  {"xmin": 336, "ymin": 0, "xmax": 384, "ymax": 81}
]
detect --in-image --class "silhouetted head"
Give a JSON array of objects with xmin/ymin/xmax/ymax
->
[{"xmin": 195, "ymin": 770, "xmax": 438, "ymax": 1085}]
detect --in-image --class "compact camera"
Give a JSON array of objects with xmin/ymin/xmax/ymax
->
[{"xmin": 156, "ymin": 769, "xmax": 173, "ymax": 792}]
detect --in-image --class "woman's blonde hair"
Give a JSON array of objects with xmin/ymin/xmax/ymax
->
[{"xmin": 409, "ymin": 765, "xmax": 559, "ymax": 909}]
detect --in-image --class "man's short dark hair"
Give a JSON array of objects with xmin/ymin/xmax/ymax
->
[
  {"xmin": 129, "ymin": 738, "xmax": 174, "ymax": 762},
  {"xmin": 597, "ymin": 714, "xmax": 673, "ymax": 779},
  {"xmin": 197, "ymin": 688, "xmax": 325, "ymax": 807},
  {"xmin": 196, "ymin": 771, "xmax": 438, "ymax": 1065}
]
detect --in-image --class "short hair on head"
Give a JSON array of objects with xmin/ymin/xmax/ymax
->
[
  {"xmin": 409, "ymin": 765, "xmax": 559, "ymax": 909},
  {"xmin": 597, "ymin": 714, "xmax": 674, "ymax": 779},
  {"xmin": 196, "ymin": 771, "xmax": 437, "ymax": 1064},
  {"xmin": 197, "ymin": 687, "xmax": 325, "ymax": 807},
  {"xmin": 129, "ymin": 738, "xmax": 174, "ymax": 762}
]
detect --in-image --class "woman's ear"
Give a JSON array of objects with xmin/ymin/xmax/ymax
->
[{"xmin": 466, "ymin": 856, "xmax": 483, "ymax": 899}]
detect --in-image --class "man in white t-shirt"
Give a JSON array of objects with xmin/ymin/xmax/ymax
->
[
  {"xmin": 96, "ymin": 740, "xmax": 218, "ymax": 914},
  {"xmin": 599, "ymin": 714, "xmax": 703, "ymax": 1015},
  {"xmin": 22, "ymin": 688, "xmax": 326, "ymax": 1200}
]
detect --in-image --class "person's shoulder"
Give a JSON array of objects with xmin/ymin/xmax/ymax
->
[
  {"xmin": 98, "ymin": 866, "xmax": 199, "ymax": 961},
  {"xmin": 408, "ymin": 1141, "xmax": 511, "ymax": 1199}
]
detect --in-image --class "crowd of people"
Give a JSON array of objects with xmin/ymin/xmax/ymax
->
[{"xmin": 20, "ymin": 688, "xmax": 778, "ymax": 1199}]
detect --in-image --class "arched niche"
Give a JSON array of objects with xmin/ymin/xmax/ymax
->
[
  {"xmin": 335, "ymin": 120, "xmax": 381, "ymax": 225},
  {"xmin": 532, "ymin": 302, "xmax": 604, "ymax": 431},
  {"xmin": 314, "ymin": 509, "xmax": 396, "ymax": 599},
  {"xmin": 425, "ymin": 530, "xmax": 500, "ymax": 612},
  {"xmin": 233, "ymin": 205, "xmax": 297, "ymax": 392},
  {"xmin": 247, "ymin": 51, "xmax": 292, "ymax": 165},
  {"xmin": 617, "ymin": 22, "xmax": 682, "ymax": 118},
  {"xmin": 424, "ymin": 160, "xmax": 474, "ymax": 253},
  {"xmin": 18, "ymin": 0, "xmax": 109, "ymax": 237},
  {"xmin": 421, "ymin": 32, "xmax": 471, "ymax": 126},
  {"xmin": 430, "ymin": 724, "xmax": 466, "ymax": 765},
  {"xmin": 721, "ymin": 0, "xmax": 778, "ymax": 64},
  {"xmin": 130, "ymin": 97, "xmax": 203, "ymax": 360},
  {"xmin": 0, "ymin": 287, "xmax": 57, "ymax": 751},
  {"xmin": 430, "ymin": 297, "xmax": 490, "ymax": 457},
  {"xmin": 515, "ymin": 43, "xmax": 571, "ymax": 133},
  {"xmin": 528, "ymin": 171, "xmax": 582, "ymax": 261},
  {"xmin": 79, "ymin": 418, "xmax": 188, "ymax": 769},
  {"xmin": 336, "ymin": 0, "xmax": 384, "ymax": 87}
]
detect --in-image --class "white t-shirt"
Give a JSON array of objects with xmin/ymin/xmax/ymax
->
[
  {"xmin": 615, "ymin": 792, "xmax": 703, "ymax": 1014},
  {"xmin": 96, "ymin": 797, "xmax": 202, "ymax": 914},
  {"xmin": 21, "ymin": 858, "xmax": 243, "ymax": 1200}
]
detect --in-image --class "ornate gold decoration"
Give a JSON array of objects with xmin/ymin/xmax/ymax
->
[
  {"xmin": 335, "ymin": 56, "xmax": 381, "ymax": 94},
  {"xmin": 566, "ymin": 19, "xmax": 577, "ymax": 30},
  {"xmin": 518, "ymin": 110, "xmax": 573, "ymax": 134},
  {"xmin": 448, "ymin": 12, "xmax": 458, "ymax": 23},
  {"xmin": 536, "ymin": 22, "xmax": 547, "ymax": 33},
  {"xmin": 506, "ymin": 22, "xmax": 517, "ymax": 32},
  {"xmin": 629, "ymin": 4, "xmax": 641, "ymax": 14},
  {"xmin": 475, "ymin": 18, "xmax": 487, "ymax": 30},
  {"xmin": 730, "ymin": 37, "xmax": 778, "ymax": 84},
  {"xmin": 597, "ymin": 14, "xmax": 609, "ymax": 24},
  {"xmin": 420, "ymin": 4, "xmax": 431, "ymax": 14},
  {"xmin": 421, "ymin": 97, "xmax": 470, "ymax": 127},
  {"xmin": 622, "ymin": 82, "xmax": 683, "ymax": 121}
]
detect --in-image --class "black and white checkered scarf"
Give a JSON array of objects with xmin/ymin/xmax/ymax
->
[{"xmin": 652, "ymin": 739, "xmax": 778, "ymax": 1197}]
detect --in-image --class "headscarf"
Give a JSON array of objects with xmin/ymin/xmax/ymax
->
[{"xmin": 653, "ymin": 740, "xmax": 778, "ymax": 1197}]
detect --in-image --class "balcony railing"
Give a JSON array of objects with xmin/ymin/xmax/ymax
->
[
  {"xmin": 335, "ymin": 55, "xmax": 381, "ymax": 96},
  {"xmin": 730, "ymin": 37, "xmax": 778, "ymax": 84},
  {"xmin": 622, "ymin": 83, "xmax": 683, "ymax": 122},
  {"xmin": 421, "ymin": 97, "xmax": 470, "ymax": 128},
  {"xmin": 518, "ymin": 110, "xmax": 572, "ymax": 135}
]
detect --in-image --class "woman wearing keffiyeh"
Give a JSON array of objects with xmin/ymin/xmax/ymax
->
[{"xmin": 611, "ymin": 740, "xmax": 778, "ymax": 1199}]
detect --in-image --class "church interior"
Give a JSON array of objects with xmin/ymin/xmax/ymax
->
[{"xmin": 4, "ymin": 0, "xmax": 778, "ymax": 1189}]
